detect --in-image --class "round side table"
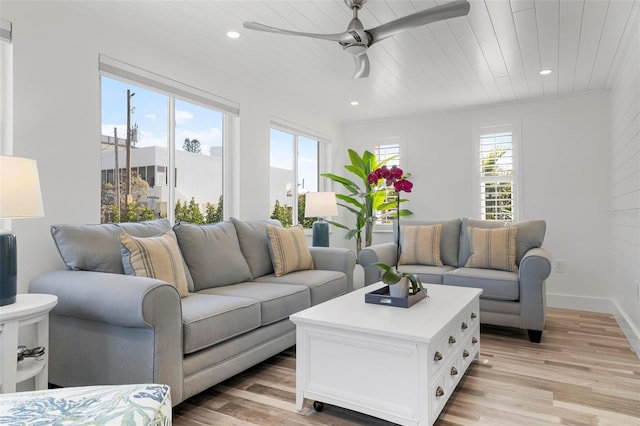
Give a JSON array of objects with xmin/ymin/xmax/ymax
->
[{"xmin": 0, "ymin": 293, "xmax": 58, "ymax": 393}]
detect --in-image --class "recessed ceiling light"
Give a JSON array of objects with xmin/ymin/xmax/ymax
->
[
  {"xmin": 350, "ymin": 101, "xmax": 359, "ymax": 106},
  {"xmin": 227, "ymin": 31, "xmax": 240, "ymax": 39},
  {"xmin": 539, "ymin": 69, "xmax": 552, "ymax": 75}
]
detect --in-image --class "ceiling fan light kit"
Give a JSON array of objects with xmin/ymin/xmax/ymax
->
[{"xmin": 243, "ymin": 0, "xmax": 470, "ymax": 79}]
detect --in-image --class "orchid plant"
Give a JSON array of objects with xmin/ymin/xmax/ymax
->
[{"xmin": 369, "ymin": 165, "xmax": 425, "ymax": 295}]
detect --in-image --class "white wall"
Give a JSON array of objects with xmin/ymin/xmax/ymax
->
[
  {"xmin": 609, "ymin": 4, "xmax": 640, "ymax": 352},
  {"xmin": 3, "ymin": 1, "xmax": 338, "ymax": 292},
  {"xmin": 337, "ymin": 92, "xmax": 612, "ymax": 307}
]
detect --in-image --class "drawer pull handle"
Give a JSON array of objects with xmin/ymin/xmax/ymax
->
[
  {"xmin": 450, "ymin": 366, "xmax": 458, "ymax": 376},
  {"xmin": 435, "ymin": 386, "xmax": 445, "ymax": 397},
  {"xmin": 461, "ymin": 322, "xmax": 468, "ymax": 330},
  {"xmin": 449, "ymin": 336, "xmax": 456, "ymax": 344},
  {"xmin": 472, "ymin": 337, "xmax": 478, "ymax": 344},
  {"xmin": 434, "ymin": 351, "xmax": 443, "ymax": 362},
  {"xmin": 463, "ymin": 349, "xmax": 470, "ymax": 358},
  {"xmin": 471, "ymin": 312, "xmax": 477, "ymax": 319}
]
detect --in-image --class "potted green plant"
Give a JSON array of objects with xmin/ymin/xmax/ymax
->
[
  {"xmin": 321, "ymin": 149, "xmax": 412, "ymax": 254},
  {"xmin": 366, "ymin": 164, "xmax": 424, "ymax": 298}
]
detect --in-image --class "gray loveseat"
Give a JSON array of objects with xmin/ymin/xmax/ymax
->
[
  {"xmin": 358, "ymin": 218, "xmax": 552, "ymax": 342},
  {"xmin": 29, "ymin": 218, "xmax": 356, "ymax": 405}
]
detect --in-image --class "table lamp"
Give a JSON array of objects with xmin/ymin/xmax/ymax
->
[
  {"xmin": 305, "ymin": 192, "xmax": 338, "ymax": 247},
  {"xmin": 0, "ymin": 156, "xmax": 44, "ymax": 306}
]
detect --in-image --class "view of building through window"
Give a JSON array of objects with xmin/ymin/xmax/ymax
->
[
  {"xmin": 269, "ymin": 128, "xmax": 319, "ymax": 228},
  {"xmin": 100, "ymin": 76, "xmax": 225, "ymax": 224},
  {"xmin": 478, "ymin": 130, "xmax": 515, "ymax": 221}
]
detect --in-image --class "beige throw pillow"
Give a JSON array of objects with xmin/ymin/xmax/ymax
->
[
  {"xmin": 120, "ymin": 230, "xmax": 189, "ymax": 298},
  {"xmin": 465, "ymin": 226, "xmax": 519, "ymax": 273},
  {"xmin": 399, "ymin": 224, "xmax": 444, "ymax": 266},
  {"xmin": 266, "ymin": 225, "xmax": 314, "ymax": 277}
]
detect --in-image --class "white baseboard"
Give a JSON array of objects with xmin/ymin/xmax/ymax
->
[{"xmin": 547, "ymin": 293, "xmax": 640, "ymax": 358}]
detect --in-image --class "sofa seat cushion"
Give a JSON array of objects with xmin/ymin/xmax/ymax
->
[
  {"xmin": 397, "ymin": 264, "xmax": 455, "ymax": 285},
  {"xmin": 200, "ymin": 282, "xmax": 310, "ymax": 326},
  {"xmin": 253, "ymin": 270, "xmax": 347, "ymax": 305},
  {"xmin": 443, "ymin": 267, "xmax": 519, "ymax": 301},
  {"xmin": 181, "ymin": 293, "xmax": 261, "ymax": 354}
]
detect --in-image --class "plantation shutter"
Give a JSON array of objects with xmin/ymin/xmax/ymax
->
[{"xmin": 478, "ymin": 131, "xmax": 515, "ymax": 221}]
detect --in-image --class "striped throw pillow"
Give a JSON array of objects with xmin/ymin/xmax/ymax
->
[
  {"xmin": 465, "ymin": 226, "xmax": 519, "ymax": 272},
  {"xmin": 399, "ymin": 224, "xmax": 444, "ymax": 266},
  {"xmin": 266, "ymin": 225, "xmax": 314, "ymax": 277},
  {"xmin": 120, "ymin": 229, "xmax": 189, "ymax": 298}
]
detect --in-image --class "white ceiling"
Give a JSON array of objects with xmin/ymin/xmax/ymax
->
[{"xmin": 66, "ymin": 0, "xmax": 637, "ymax": 123}]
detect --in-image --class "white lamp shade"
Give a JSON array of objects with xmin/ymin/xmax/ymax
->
[
  {"xmin": 305, "ymin": 192, "xmax": 338, "ymax": 218},
  {"xmin": 0, "ymin": 156, "xmax": 45, "ymax": 218}
]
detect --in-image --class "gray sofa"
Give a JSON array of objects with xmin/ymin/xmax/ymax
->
[
  {"xmin": 29, "ymin": 218, "xmax": 356, "ymax": 406},
  {"xmin": 358, "ymin": 218, "xmax": 552, "ymax": 342}
]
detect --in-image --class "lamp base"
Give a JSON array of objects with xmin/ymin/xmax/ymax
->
[
  {"xmin": 0, "ymin": 229, "xmax": 17, "ymax": 306},
  {"xmin": 312, "ymin": 219, "xmax": 330, "ymax": 247}
]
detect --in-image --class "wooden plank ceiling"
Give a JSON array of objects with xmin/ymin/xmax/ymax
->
[{"xmin": 68, "ymin": 0, "xmax": 638, "ymax": 123}]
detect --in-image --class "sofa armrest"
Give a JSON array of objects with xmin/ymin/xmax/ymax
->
[
  {"xmin": 358, "ymin": 242, "xmax": 398, "ymax": 286},
  {"xmin": 309, "ymin": 247, "xmax": 357, "ymax": 292},
  {"xmin": 518, "ymin": 247, "xmax": 552, "ymax": 331},
  {"xmin": 29, "ymin": 270, "xmax": 184, "ymax": 403},
  {"xmin": 30, "ymin": 270, "xmax": 179, "ymax": 327}
]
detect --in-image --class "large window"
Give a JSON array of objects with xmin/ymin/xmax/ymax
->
[
  {"xmin": 269, "ymin": 127, "xmax": 320, "ymax": 228},
  {"xmin": 475, "ymin": 125, "xmax": 520, "ymax": 221},
  {"xmin": 99, "ymin": 57, "xmax": 235, "ymax": 224}
]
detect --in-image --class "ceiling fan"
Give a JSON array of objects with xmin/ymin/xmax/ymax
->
[{"xmin": 243, "ymin": 0, "xmax": 471, "ymax": 79}]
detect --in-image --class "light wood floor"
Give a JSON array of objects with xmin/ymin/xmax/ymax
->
[{"xmin": 173, "ymin": 308, "xmax": 640, "ymax": 425}]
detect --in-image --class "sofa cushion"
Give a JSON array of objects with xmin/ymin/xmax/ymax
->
[
  {"xmin": 394, "ymin": 218, "xmax": 461, "ymax": 267},
  {"xmin": 173, "ymin": 221, "xmax": 252, "ymax": 291},
  {"xmin": 51, "ymin": 219, "xmax": 172, "ymax": 274},
  {"xmin": 181, "ymin": 293, "xmax": 260, "ymax": 354},
  {"xmin": 200, "ymin": 282, "xmax": 310, "ymax": 326},
  {"xmin": 397, "ymin": 264, "xmax": 455, "ymax": 285},
  {"xmin": 266, "ymin": 225, "xmax": 314, "ymax": 277},
  {"xmin": 119, "ymin": 229, "xmax": 189, "ymax": 298},
  {"xmin": 443, "ymin": 267, "xmax": 519, "ymax": 301},
  {"xmin": 458, "ymin": 218, "xmax": 546, "ymax": 267},
  {"xmin": 231, "ymin": 218, "xmax": 281, "ymax": 279},
  {"xmin": 465, "ymin": 226, "xmax": 519, "ymax": 273},
  {"xmin": 399, "ymin": 224, "xmax": 443, "ymax": 266},
  {"xmin": 254, "ymin": 270, "xmax": 347, "ymax": 305}
]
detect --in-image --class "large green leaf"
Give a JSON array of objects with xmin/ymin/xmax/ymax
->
[
  {"xmin": 326, "ymin": 220, "xmax": 349, "ymax": 230},
  {"xmin": 348, "ymin": 149, "xmax": 365, "ymax": 170},
  {"xmin": 320, "ymin": 173, "xmax": 360, "ymax": 194},
  {"xmin": 336, "ymin": 194, "xmax": 364, "ymax": 210},
  {"xmin": 345, "ymin": 165, "xmax": 367, "ymax": 181}
]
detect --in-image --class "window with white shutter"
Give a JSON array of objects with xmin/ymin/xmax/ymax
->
[
  {"xmin": 475, "ymin": 125, "xmax": 520, "ymax": 221},
  {"xmin": 374, "ymin": 140, "xmax": 401, "ymax": 225}
]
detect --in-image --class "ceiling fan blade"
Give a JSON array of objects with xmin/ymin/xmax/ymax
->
[
  {"xmin": 353, "ymin": 53, "xmax": 370, "ymax": 79},
  {"xmin": 367, "ymin": 0, "xmax": 470, "ymax": 45},
  {"xmin": 243, "ymin": 22, "xmax": 356, "ymax": 44}
]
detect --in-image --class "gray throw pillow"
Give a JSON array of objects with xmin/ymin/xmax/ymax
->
[
  {"xmin": 231, "ymin": 218, "xmax": 281, "ymax": 279},
  {"xmin": 173, "ymin": 221, "xmax": 252, "ymax": 291},
  {"xmin": 51, "ymin": 219, "xmax": 172, "ymax": 274}
]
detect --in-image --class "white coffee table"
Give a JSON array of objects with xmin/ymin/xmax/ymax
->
[{"xmin": 290, "ymin": 282, "xmax": 482, "ymax": 426}]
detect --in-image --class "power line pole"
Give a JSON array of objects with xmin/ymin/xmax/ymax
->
[
  {"xmin": 125, "ymin": 89, "xmax": 135, "ymax": 206},
  {"xmin": 113, "ymin": 127, "xmax": 120, "ymax": 215}
]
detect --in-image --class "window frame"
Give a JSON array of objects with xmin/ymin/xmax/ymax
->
[
  {"xmin": 269, "ymin": 119, "xmax": 330, "ymax": 228},
  {"xmin": 472, "ymin": 122, "xmax": 522, "ymax": 222},
  {"xmin": 99, "ymin": 55, "xmax": 238, "ymax": 223},
  {"xmin": 372, "ymin": 136, "xmax": 405, "ymax": 229}
]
